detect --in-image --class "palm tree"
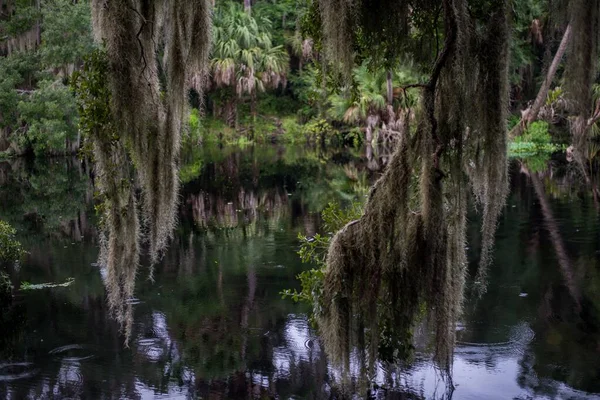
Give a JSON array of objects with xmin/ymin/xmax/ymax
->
[
  {"xmin": 210, "ymin": 2, "xmax": 289, "ymax": 127},
  {"xmin": 327, "ymin": 62, "xmax": 422, "ymax": 142}
]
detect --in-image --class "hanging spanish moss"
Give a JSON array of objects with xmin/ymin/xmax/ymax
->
[
  {"xmin": 318, "ymin": 0, "xmax": 411, "ymax": 73},
  {"xmin": 318, "ymin": 0, "xmax": 354, "ymax": 72},
  {"xmin": 86, "ymin": 0, "xmax": 211, "ymax": 338},
  {"xmin": 317, "ymin": 0, "xmax": 509, "ymax": 372}
]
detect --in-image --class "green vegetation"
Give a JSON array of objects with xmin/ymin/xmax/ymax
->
[
  {"xmin": 0, "ymin": 0, "xmax": 93, "ymax": 156},
  {"xmin": 209, "ymin": 2, "xmax": 289, "ymax": 127},
  {"xmin": 2, "ymin": 0, "xmax": 597, "ymax": 152},
  {"xmin": 510, "ymin": 121, "xmax": 562, "ymax": 155},
  {"xmin": 281, "ymin": 201, "xmax": 362, "ymax": 309},
  {"xmin": 20, "ymin": 277, "xmax": 75, "ymax": 290},
  {"xmin": 2, "ymin": 2, "xmax": 600, "ymax": 395},
  {"xmin": 0, "ymin": 220, "xmax": 24, "ymax": 305},
  {"xmin": 0, "ymin": 220, "xmax": 24, "ymax": 263}
]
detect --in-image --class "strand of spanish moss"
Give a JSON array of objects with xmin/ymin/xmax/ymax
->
[
  {"xmin": 91, "ymin": 0, "xmax": 211, "ymax": 338},
  {"xmin": 318, "ymin": 0, "xmax": 355, "ymax": 73},
  {"xmin": 466, "ymin": 4, "xmax": 510, "ymax": 293},
  {"xmin": 94, "ymin": 140, "xmax": 140, "ymax": 343}
]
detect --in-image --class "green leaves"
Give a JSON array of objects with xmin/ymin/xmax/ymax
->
[
  {"xmin": 0, "ymin": 0, "xmax": 95, "ymax": 156},
  {"xmin": 211, "ymin": 2, "xmax": 289, "ymax": 96},
  {"xmin": 281, "ymin": 201, "xmax": 363, "ymax": 315},
  {"xmin": 39, "ymin": 0, "xmax": 94, "ymax": 69},
  {"xmin": 510, "ymin": 121, "xmax": 563, "ymax": 156},
  {"xmin": 16, "ymin": 79, "xmax": 78, "ymax": 156},
  {"xmin": 0, "ymin": 0, "xmax": 41, "ymax": 37},
  {"xmin": 0, "ymin": 220, "xmax": 24, "ymax": 264},
  {"xmin": 71, "ymin": 48, "xmax": 117, "ymax": 148}
]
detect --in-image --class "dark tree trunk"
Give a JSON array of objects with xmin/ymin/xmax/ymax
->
[
  {"xmin": 225, "ymin": 98, "xmax": 237, "ymax": 128},
  {"xmin": 386, "ymin": 70, "xmax": 393, "ymax": 105}
]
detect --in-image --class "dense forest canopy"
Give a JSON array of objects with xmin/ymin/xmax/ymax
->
[{"xmin": 1, "ymin": 0, "xmax": 599, "ymax": 372}]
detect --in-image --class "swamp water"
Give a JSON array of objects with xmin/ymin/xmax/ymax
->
[{"xmin": 0, "ymin": 145, "xmax": 599, "ymax": 399}]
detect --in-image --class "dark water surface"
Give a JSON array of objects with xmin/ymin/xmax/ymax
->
[{"xmin": 1, "ymin": 145, "xmax": 599, "ymax": 399}]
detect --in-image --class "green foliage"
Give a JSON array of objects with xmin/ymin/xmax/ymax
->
[
  {"xmin": 184, "ymin": 108, "xmax": 203, "ymax": 145},
  {"xmin": 524, "ymin": 121, "xmax": 552, "ymax": 144},
  {"xmin": 211, "ymin": 2, "xmax": 289, "ymax": 95},
  {"xmin": 509, "ymin": 0, "xmax": 546, "ymax": 84},
  {"xmin": 546, "ymin": 86, "xmax": 563, "ymax": 106},
  {"xmin": 71, "ymin": 47, "xmax": 116, "ymax": 154},
  {"xmin": 0, "ymin": 52, "xmax": 40, "ymax": 135},
  {"xmin": 281, "ymin": 201, "xmax": 363, "ymax": 313},
  {"xmin": 0, "ymin": 0, "xmax": 40, "ymax": 36},
  {"xmin": 39, "ymin": 0, "xmax": 94, "ymax": 69},
  {"xmin": 0, "ymin": 272, "xmax": 11, "ymax": 302},
  {"xmin": 301, "ymin": 118, "xmax": 336, "ymax": 143},
  {"xmin": 345, "ymin": 127, "xmax": 363, "ymax": 147},
  {"xmin": 253, "ymin": 0, "xmax": 307, "ymax": 44},
  {"xmin": 0, "ymin": 220, "xmax": 24, "ymax": 263},
  {"xmin": 287, "ymin": 66, "xmax": 321, "ymax": 120},
  {"xmin": 510, "ymin": 121, "xmax": 562, "ymax": 155},
  {"xmin": 0, "ymin": 0, "xmax": 95, "ymax": 156},
  {"xmin": 16, "ymin": 79, "xmax": 78, "ymax": 156},
  {"xmin": 520, "ymin": 153, "xmax": 551, "ymax": 173}
]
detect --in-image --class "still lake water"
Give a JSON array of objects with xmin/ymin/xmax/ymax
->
[{"xmin": 1, "ymin": 144, "xmax": 599, "ymax": 399}]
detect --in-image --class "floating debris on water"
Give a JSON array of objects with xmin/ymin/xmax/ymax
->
[{"xmin": 20, "ymin": 278, "xmax": 75, "ymax": 291}]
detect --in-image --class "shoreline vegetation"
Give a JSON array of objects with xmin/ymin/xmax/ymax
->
[{"xmin": 1, "ymin": 0, "xmax": 597, "ymax": 160}]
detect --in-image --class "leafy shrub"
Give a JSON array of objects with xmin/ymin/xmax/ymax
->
[
  {"xmin": 281, "ymin": 201, "xmax": 363, "ymax": 316},
  {"xmin": 510, "ymin": 121, "xmax": 562, "ymax": 155},
  {"xmin": 0, "ymin": 220, "xmax": 24, "ymax": 263},
  {"xmin": 16, "ymin": 79, "xmax": 79, "ymax": 156},
  {"xmin": 301, "ymin": 118, "xmax": 337, "ymax": 143},
  {"xmin": 185, "ymin": 108, "xmax": 202, "ymax": 144}
]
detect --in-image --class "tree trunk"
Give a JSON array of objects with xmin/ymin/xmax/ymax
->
[
  {"xmin": 225, "ymin": 98, "xmax": 237, "ymax": 128},
  {"xmin": 386, "ymin": 70, "xmax": 393, "ymax": 105},
  {"xmin": 320, "ymin": 61, "xmax": 327, "ymax": 119},
  {"xmin": 510, "ymin": 24, "xmax": 572, "ymax": 138},
  {"xmin": 244, "ymin": 0, "xmax": 251, "ymax": 13},
  {"xmin": 250, "ymin": 92, "xmax": 257, "ymax": 119}
]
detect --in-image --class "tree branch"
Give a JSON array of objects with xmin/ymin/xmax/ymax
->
[{"xmin": 509, "ymin": 24, "xmax": 572, "ymax": 138}]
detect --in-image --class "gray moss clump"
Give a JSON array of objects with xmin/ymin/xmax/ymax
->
[
  {"xmin": 79, "ymin": 0, "xmax": 212, "ymax": 341},
  {"xmin": 317, "ymin": 0, "xmax": 510, "ymax": 371}
]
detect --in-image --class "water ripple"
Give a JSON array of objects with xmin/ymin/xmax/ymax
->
[
  {"xmin": 0, "ymin": 362, "xmax": 39, "ymax": 381},
  {"xmin": 49, "ymin": 344, "xmax": 95, "ymax": 362}
]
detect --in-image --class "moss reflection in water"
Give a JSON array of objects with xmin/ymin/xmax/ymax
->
[{"xmin": 1, "ymin": 146, "xmax": 600, "ymax": 397}]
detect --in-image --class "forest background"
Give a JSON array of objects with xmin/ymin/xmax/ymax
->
[{"xmin": 0, "ymin": 0, "xmax": 591, "ymax": 157}]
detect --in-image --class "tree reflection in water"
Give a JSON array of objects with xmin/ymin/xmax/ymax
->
[{"xmin": 1, "ymin": 146, "xmax": 600, "ymax": 398}]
